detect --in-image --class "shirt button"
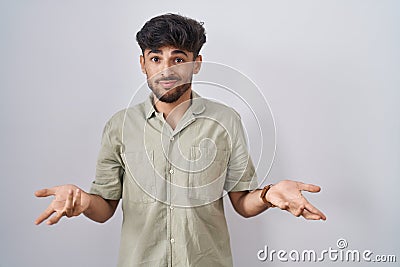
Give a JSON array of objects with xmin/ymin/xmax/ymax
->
[
  {"xmin": 170, "ymin": 136, "xmax": 175, "ymax": 141},
  {"xmin": 170, "ymin": 205, "xmax": 174, "ymax": 210},
  {"xmin": 169, "ymin": 169, "xmax": 174, "ymax": 174},
  {"xmin": 170, "ymin": 238, "xmax": 175, "ymax": 243}
]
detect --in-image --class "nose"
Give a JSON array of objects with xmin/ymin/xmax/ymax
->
[{"xmin": 160, "ymin": 61, "xmax": 175, "ymax": 76}]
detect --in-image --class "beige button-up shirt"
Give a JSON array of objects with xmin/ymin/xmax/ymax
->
[{"xmin": 90, "ymin": 91, "xmax": 258, "ymax": 267}]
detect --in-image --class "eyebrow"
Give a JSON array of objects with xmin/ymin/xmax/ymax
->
[
  {"xmin": 171, "ymin": 50, "xmax": 188, "ymax": 57},
  {"xmin": 147, "ymin": 49, "xmax": 162, "ymax": 55},
  {"xmin": 147, "ymin": 49, "xmax": 189, "ymax": 57}
]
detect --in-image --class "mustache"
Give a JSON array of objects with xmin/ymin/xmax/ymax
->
[{"xmin": 155, "ymin": 76, "xmax": 181, "ymax": 83}]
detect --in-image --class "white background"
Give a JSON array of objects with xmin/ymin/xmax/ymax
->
[{"xmin": 1, "ymin": 1, "xmax": 399, "ymax": 266}]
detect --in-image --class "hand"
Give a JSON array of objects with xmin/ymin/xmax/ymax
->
[
  {"xmin": 266, "ymin": 180, "xmax": 326, "ymax": 220},
  {"xmin": 34, "ymin": 184, "xmax": 90, "ymax": 225}
]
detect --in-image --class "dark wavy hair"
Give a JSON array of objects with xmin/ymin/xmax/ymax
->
[{"xmin": 136, "ymin": 13, "xmax": 206, "ymax": 58}]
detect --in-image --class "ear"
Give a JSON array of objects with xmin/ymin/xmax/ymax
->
[
  {"xmin": 140, "ymin": 55, "xmax": 146, "ymax": 74},
  {"xmin": 193, "ymin": 55, "xmax": 202, "ymax": 74}
]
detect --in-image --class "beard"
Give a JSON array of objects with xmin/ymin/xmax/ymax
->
[{"xmin": 148, "ymin": 76, "xmax": 192, "ymax": 103}]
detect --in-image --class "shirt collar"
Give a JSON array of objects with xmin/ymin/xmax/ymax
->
[
  {"xmin": 144, "ymin": 90, "xmax": 205, "ymax": 120},
  {"xmin": 190, "ymin": 91, "xmax": 206, "ymax": 115},
  {"xmin": 144, "ymin": 94, "xmax": 157, "ymax": 119}
]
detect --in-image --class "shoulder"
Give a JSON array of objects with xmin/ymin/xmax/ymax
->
[
  {"xmin": 99, "ymin": 101, "xmax": 147, "ymax": 146},
  {"xmin": 201, "ymin": 97, "xmax": 242, "ymax": 122},
  {"xmin": 105, "ymin": 101, "xmax": 147, "ymax": 128}
]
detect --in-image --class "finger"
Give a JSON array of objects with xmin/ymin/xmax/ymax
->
[
  {"xmin": 301, "ymin": 209, "xmax": 322, "ymax": 220},
  {"xmin": 35, "ymin": 187, "xmax": 56, "ymax": 198},
  {"xmin": 65, "ymin": 189, "xmax": 73, "ymax": 217},
  {"xmin": 297, "ymin": 182, "xmax": 321, "ymax": 193},
  {"xmin": 305, "ymin": 202, "xmax": 327, "ymax": 220},
  {"xmin": 47, "ymin": 211, "xmax": 64, "ymax": 225},
  {"xmin": 292, "ymin": 204, "xmax": 305, "ymax": 217},
  {"xmin": 74, "ymin": 189, "xmax": 81, "ymax": 210},
  {"xmin": 35, "ymin": 205, "xmax": 55, "ymax": 225}
]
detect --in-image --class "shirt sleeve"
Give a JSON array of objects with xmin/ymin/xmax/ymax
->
[
  {"xmin": 224, "ymin": 114, "xmax": 259, "ymax": 192},
  {"xmin": 89, "ymin": 118, "xmax": 124, "ymax": 200}
]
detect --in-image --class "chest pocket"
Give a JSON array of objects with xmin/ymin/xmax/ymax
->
[
  {"xmin": 121, "ymin": 150, "xmax": 156, "ymax": 204},
  {"xmin": 188, "ymin": 146, "xmax": 229, "ymax": 202}
]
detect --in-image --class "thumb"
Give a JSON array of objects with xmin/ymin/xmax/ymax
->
[
  {"xmin": 35, "ymin": 187, "xmax": 56, "ymax": 197},
  {"xmin": 298, "ymin": 182, "xmax": 321, "ymax": 193}
]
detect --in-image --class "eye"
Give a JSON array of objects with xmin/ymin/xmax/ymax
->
[
  {"xmin": 151, "ymin": 57, "xmax": 160, "ymax": 62},
  {"xmin": 175, "ymin": 58, "xmax": 184, "ymax": 63}
]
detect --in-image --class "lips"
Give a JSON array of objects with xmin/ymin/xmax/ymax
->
[{"xmin": 158, "ymin": 80, "xmax": 178, "ymax": 89}]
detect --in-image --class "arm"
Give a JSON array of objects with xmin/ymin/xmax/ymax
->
[
  {"xmin": 35, "ymin": 184, "xmax": 119, "ymax": 225},
  {"xmin": 228, "ymin": 189, "xmax": 272, "ymax": 218},
  {"xmin": 229, "ymin": 180, "xmax": 326, "ymax": 220}
]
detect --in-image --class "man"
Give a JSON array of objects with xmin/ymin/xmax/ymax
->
[{"xmin": 35, "ymin": 13, "xmax": 326, "ymax": 267}]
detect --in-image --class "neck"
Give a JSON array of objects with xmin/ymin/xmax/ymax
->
[{"xmin": 153, "ymin": 88, "xmax": 192, "ymax": 130}]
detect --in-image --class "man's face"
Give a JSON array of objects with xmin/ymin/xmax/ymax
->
[{"xmin": 140, "ymin": 46, "xmax": 202, "ymax": 103}]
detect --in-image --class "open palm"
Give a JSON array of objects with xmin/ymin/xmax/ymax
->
[{"xmin": 35, "ymin": 184, "xmax": 90, "ymax": 225}]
